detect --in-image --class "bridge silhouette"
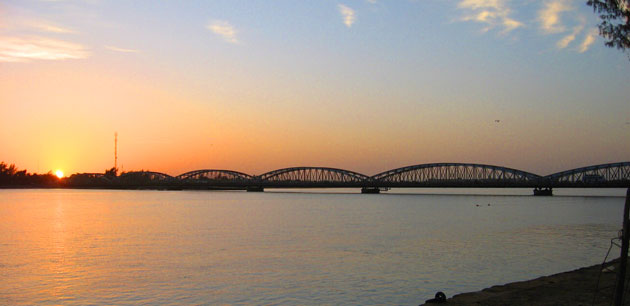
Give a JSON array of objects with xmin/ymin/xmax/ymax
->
[{"xmin": 69, "ymin": 162, "xmax": 630, "ymax": 194}]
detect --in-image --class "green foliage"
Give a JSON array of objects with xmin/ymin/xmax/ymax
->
[{"xmin": 587, "ymin": 0, "xmax": 630, "ymax": 56}]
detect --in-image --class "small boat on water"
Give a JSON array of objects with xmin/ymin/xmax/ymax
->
[
  {"xmin": 533, "ymin": 187, "xmax": 553, "ymax": 196},
  {"xmin": 361, "ymin": 187, "xmax": 390, "ymax": 194}
]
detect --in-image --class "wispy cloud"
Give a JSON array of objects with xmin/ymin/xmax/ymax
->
[
  {"xmin": 579, "ymin": 28, "xmax": 598, "ymax": 53},
  {"xmin": 556, "ymin": 23, "xmax": 584, "ymax": 49},
  {"xmin": 338, "ymin": 4, "xmax": 356, "ymax": 28},
  {"xmin": 207, "ymin": 20, "xmax": 239, "ymax": 44},
  {"xmin": 2, "ymin": 14, "xmax": 77, "ymax": 34},
  {"xmin": 0, "ymin": 36, "xmax": 89, "ymax": 62},
  {"xmin": 105, "ymin": 45, "xmax": 139, "ymax": 53},
  {"xmin": 536, "ymin": 1, "xmax": 597, "ymax": 53},
  {"xmin": 458, "ymin": 0, "xmax": 501, "ymax": 10},
  {"xmin": 457, "ymin": 0, "xmax": 523, "ymax": 34},
  {"xmin": 538, "ymin": 0, "xmax": 573, "ymax": 34},
  {"xmin": 26, "ymin": 20, "xmax": 75, "ymax": 34}
]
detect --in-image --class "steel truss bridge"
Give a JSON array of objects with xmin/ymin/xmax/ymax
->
[{"xmin": 68, "ymin": 162, "xmax": 630, "ymax": 194}]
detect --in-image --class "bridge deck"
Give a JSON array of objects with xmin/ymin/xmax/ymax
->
[{"xmin": 70, "ymin": 162, "xmax": 630, "ymax": 189}]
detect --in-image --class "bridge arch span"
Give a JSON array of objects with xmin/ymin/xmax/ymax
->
[
  {"xmin": 544, "ymin": 162, "xmax": 630, "ymax": 187},
  {"xmin": 177, "ymin": 169, "xmax": 253, "ymax": 181},
  {"xmin": 118, "ymin": 171, "xmax": 175, "ymax": 180},
  {"xmin": 371, "ymin": 163, "xmax": 542, "ymax": 187},
  {"xmin": 258, "ymin": 167, "xmax": 369, "ymax": 186},
  {"xmin": 115, "ymin": 171, "xmax": 176, "ymax": 185},
  {"xmin": 67, "ymin": 173, "xmax": 112, "ymax": 186}
]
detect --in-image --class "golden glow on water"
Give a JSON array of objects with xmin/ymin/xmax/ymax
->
[{"xmin": 0, "ymin": 189, "xmax": 623, "ymax": 305}]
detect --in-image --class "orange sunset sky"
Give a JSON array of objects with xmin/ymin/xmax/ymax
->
[{"xmin": 1, "ymin": 0, "xmax": 629, "ymax": 177}]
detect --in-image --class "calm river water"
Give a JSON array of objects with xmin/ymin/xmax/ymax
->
[{"xmin": 0, "ymin": 188, "xmax": 626, "ymax": 305}]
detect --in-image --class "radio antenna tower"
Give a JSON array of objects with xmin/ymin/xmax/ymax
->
[{"xmin": 114, "ymin": 132, "xmax": 118, "ymax": 172}]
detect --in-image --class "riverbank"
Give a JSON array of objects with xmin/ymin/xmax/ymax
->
[{"xmin": 422, "ymin": 259, "xmax": 623, "ymax": 305}]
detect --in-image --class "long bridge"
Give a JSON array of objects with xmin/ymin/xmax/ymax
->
[{"xmin": 68, "ymin": 162, "xmax": 630, "ymax": 195}]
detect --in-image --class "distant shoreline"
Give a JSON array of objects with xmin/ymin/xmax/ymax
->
[{"xmin": 0, "ymin": 185, "xmax": 242, "ymax": 191}]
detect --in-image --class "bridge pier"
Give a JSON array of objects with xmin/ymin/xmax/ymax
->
[
  {"xmin": 361, "ymin": 187, "xmax": 381, "ymax": 194},
  {"xmin": 246, "ymin": 186, "xmax": 264, "ymax": 192},
  {"xmin": 533, "ymin": 187, "xmax": 553, "ymax": 196}
]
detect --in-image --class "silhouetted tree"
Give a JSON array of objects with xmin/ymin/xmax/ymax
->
[
  {"xmin": 587, "ymin": 0, "xmax": 630, "ymax": 57},
  {"xmin": 0, "ymin": 162, "xmax": 18, "ymax": 177},
  {"xmin": 0, "ymin": 161, "xmax": 62, "ymax": 187},
  {"xmin": 105, "ymin": 167, "xmax": 118, "ymax": 177}
]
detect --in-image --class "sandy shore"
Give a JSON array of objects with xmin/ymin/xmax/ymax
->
[{"xmin": 421, "ymin": 259, "xmax": 625, "ymax": 305}]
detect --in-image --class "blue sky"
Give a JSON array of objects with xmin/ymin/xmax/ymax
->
[{"xmin": 0, "ymin": 0, "xmax": 629, "ymax": 175}]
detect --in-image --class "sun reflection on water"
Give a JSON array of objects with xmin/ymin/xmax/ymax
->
[{"xmin": 0, "ymin": 189, "xmax": 623, "ymax": 305}]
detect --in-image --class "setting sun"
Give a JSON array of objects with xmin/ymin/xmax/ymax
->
[{"xmin": 55, "ymin": 170, "xmax": 64, "ymax": 179}]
